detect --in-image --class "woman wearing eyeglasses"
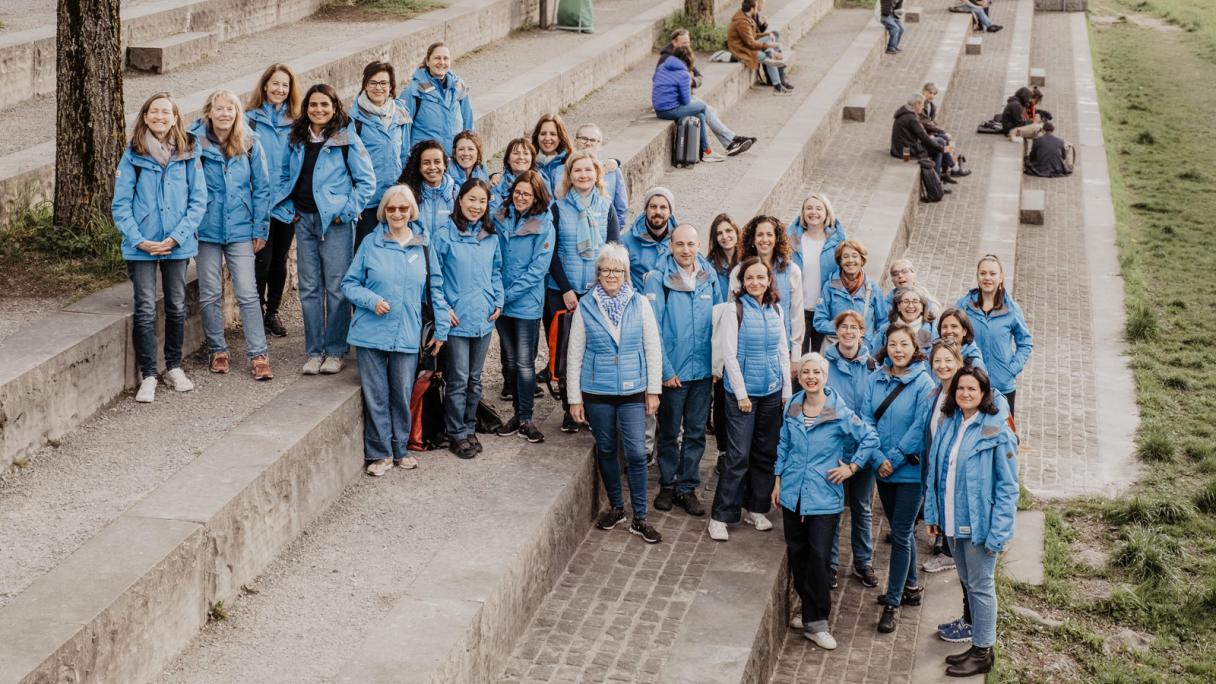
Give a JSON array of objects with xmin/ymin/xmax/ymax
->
[{"xmin": 351, "ymin": 61, "xmax": 412, "ymax": 250}]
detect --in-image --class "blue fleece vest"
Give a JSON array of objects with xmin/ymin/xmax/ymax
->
[{"xmin": 579, "ymin": 293, "xmax": 648, "ymax": 396}]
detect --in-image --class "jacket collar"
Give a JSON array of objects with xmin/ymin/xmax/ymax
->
[
  {"xmin": 658, "ymin": 253, "xmax": 712, "ymax": 292},
  {"xmin": 963, "ymin": 288, "xmax": 1011, "ymax": 316},
  {"xmin": 371, "ymin": 224, "xmax": 428, "ymax": 249},
  {"xmin": 786, "ymin": 388, "xmax": 843, "ymax": 423}
]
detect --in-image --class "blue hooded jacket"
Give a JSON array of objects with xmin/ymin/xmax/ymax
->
[
  {"xmin": 188, "ymin": 120, "xmax": 271, "ymax": 244},
  {"xmin": 349, "ymin": 98, "xmax": 412, "ymax": 207},
  {"xmin": 621, "ymin": 214, "xmax": 676, "ymax": 289},
  {"xmin": 652, "ymin": 55, "xmax": 692, "ymax": 113},
  {"xmin": 493, "ymin": 203, "xmax": 556, "ymax": 320},
  {"xmin": 447, "ymin": 162, "xmax": 489, "ymax": 188},
  {"xmin": 271, "ymin": 127, "xmax": 377, "ymax": 231},
  {"xmin": 416, "ymin": 175, "xmax": 457, "ymax": 236},
  {"xmin": 642, "ymin": 253, "xmax": 723, "ymax": 382},
  {"xmin": 862, "ymin": 360, "xmax": 936, "ymax": 482},
  {"xmin": 537, "ymin": 150, "xmax": 569, "ymax": 196},
  {"xmin": 813, "ymin": 273, "xmax": 885, "ymax": 353},
  {"xmin": 956, "ymin": 290, "xmax": 1033, "ymax": 395},
  {"xmin": 549, "ymin": 158, "xmax": 627, "ymax": 227},
  {"xmin": 787, "ymin": 217, "xmax": 846, "ymax": 288},
  {"xmin": 775, "ymin": 388, "xmax": 882, "ymax": 516},
  {"xmin": 246, "ymin": 103, "xmax": 294, "ymax": 205},
  {"xmin": 430, "ymin": 217, "xmax": 504, "ymax": 338},
  {"xmin": 111, "ymin": 137, "xmax": 207, "ymax": 261},
  {"xmin": 400, "ymin": 67, "xmax": 474, "ymax": 155},
  {"xmin": 823, "ymin": 342, "xmax": 875, "ymax": 412}
]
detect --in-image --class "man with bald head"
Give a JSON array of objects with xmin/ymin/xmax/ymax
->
[{"xmin": 642, "ymin": 224, "xmax": 724, "ymax": 516}]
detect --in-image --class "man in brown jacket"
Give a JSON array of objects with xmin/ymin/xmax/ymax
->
[{"xmin": 727, "ymin": 0, "xmax": 793, "ymax": 93}]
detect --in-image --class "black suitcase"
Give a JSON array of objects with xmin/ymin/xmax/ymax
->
[{"xmin": 672, "ymin": 116, "xmax": 701, "ymax": 168}]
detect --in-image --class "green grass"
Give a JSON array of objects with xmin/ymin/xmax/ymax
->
[
  {"xmin": 658, "ymin": 11, "xmax": 730, "ymax": 54},
  {"xmin": 0, "ymin": 199, "xmax": 125, "ymax": 299},
  {"xmin": 319, "ymin": 0, "xmax": 444, "ymax": 19}
]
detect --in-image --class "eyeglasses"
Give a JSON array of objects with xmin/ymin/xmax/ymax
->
[
  {"xmin": 891, "ymin": 268, "xmax": 912, "ymax": 277},
  {"xmin": 576, "ymin": 136, "xmax": 602, "ymax": 144},
  {"xmin": 598, "ymin": 268, "xmax": 626, "ymax": 276},
  {"xmin": 366, "ymin": 80, "xmax": 391, "ymax": 88},
  {"xmin": 384, "ymin": 206, "xmax": 411, "ymax": 215},
  {"xmin": 900, "ymin": 299, "xmax": 923, "ymax": 307}
]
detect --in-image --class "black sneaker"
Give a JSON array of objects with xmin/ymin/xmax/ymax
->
[
  {"xmin": 646, "ymin": 449, "xmax": 657, "ymax": 467},
  {"xmin": 952, "ymin": 167, "xmax": 972, "ymax": 177},
  {"xmin": 987, "ymin": 24, "xmax": 1004, "ymax": 33},
  {"xmin": 854, "ymin": 565, "xmax": 880, "ymax": 588},
  {"xmin": 630, "ymin": 518, "xmax": 662, "ymax": 543},
  {"xmin": 878, "ymin": 605, "xmax": 899, "ymax": 633},
  {"xmin": 534, "ymin": 385, "xmax": 545, "ymax": 398},
  {"xmin": 596, "ymin": 506, "xmax": 626, "ymax": 530},
  {"xmin": 676, "ymin": 493, "xmax": 705, "ymax": 517},
  {"xmin": 831, "ymin": 568, "xmax": 840, "ymax": 589},
  {"xmin": 902, "ymin": 585, "xmax": 924, "ymax": 606},
  {"xmin": 942, "ymin": 174, "xmax": 959, "ymax": 185},
  {"xmin": 537, "ymin": 367, "xmax": 552, "ymax": 385},
  {"xmin": 781, "ymin": 82, "xmax": 795, "ymax": 91},
  {"xmin": 654, "ymin": 488, "xmax": 675, "ymax": 511},
  {"xmin": 499, "ymin": 388, "xmax": 515, "ymax": 401},
  {"xmin": 497, "ymin": 416, "xmax": 521, "ymax": 436},
  {"xmin": 450, "ymin": 438, "xmax": 477, "ymax": 459},
  {"xmin": 561, "ymin": 412, "xmax": 581, "ymax": 433},
  {"xmin": 469, "ymin": 433, "xmax": 483, "ymax": 453},
  {"xmin": 264, "ymin": 312, "xmax": 287, "ymax": 337},
  {"xmin": 726, "ymin": 137, "xmax": 755, "ymax": 156},
  {"xmin": 518, "ymin": 421, "xmax": 545, "ymax": 443}
]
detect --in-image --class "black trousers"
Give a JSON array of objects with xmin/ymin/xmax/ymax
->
[
  {"xmin": 354, "ymin": 206, "xmax": 379, "ymax": 253},
  {"xmin": 802, "ymin": 310, "xmax": 826, "ymax": 355},
  {"xmin": 712, "ymin": 390, "xmax": 782, "ymax": 523},
  {"xmin": 783, "ymin": 508, "xmax": 840, "ymax": 630},
  {"xmin": 1004, "ymin": 390, "xmax": 1017, "ymax": 418},
  {"xmin": 255, "ymin": 218, "xmax": 295, "ymax": 315}
]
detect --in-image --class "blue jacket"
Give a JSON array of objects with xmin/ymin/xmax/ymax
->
[
  {"xmin": 447, "ymin": 162, "xmax": 489, "ymax": 188},
  {"xmin": 349, "ymin": 99, "xmax": 412, "ymax": 206},
  {"xmin": 652, "ymin": 55, "xmax": 691, "ymax": 112},
  {"xmin": 642, "ymin": 254, "xmax": 723, "ymax": 382},
  {"xmin": 430, "ymin": 217, "xmax": 504, "ymax": 338},
  {"xmin": 549, "ymin": 159, "xmax": 627, "ymax": 227},
  {"xmin": 246, "ymin": 103, "xmax": 294, "ymax": 203},
  {"xmin": 877, "ymin": 319, "xmax": 934, "ymax": 356},
  {"xmin": 813, "ymin": 274, "xmax": 884, "ymax": 353},
  {"xmin": 714, "ymin": 263, "xmax": 733, "ymax": 300},
  {"xmin": 727, "ymin": 296, "xmax": 786, "ymax": 398},
  {"xmin": 787, "ymin": 217, "xmax": 845, "ymax": 288},
  {"xmin": 493, "ymin": 204, "xmax": 556, "ymax": 320},
  {"xmin": 341, "ymin": 224, "xmax": 448, "ymax": 352},
  {"xmin": 578, "ymin": 291, "xmax": 649, "ymax": 396},
  {"xmin": 111, "ymin": 139, "xmax": 207, "ymax": 261},
  {"xmin": 823, "ymin": 342, "xmax": 875, "ymax": 412},
  {"xmin": 862, "ymin": 361, "xmax": 936, "ymax": 482},
  {"xmin": 537, "ymin": 151, "xmax": 569, "ymax": 196},
  {"xmin": 775, "ymin": 389, "xmax": 882, "ymax": 516},
  {"xmin": 547, "ymin": 188, "xmax": 615, "ymax": 294},
  {"xmin": 417, "ymin": 175, "xmax": 457, "ymax": 236},
  {"xmin": 401, "ymin": 68, "xmax": 474, "ymax": 155},
  {"xmin": 188, "ymin": 120, "xmax": 271, "ymax": 244},
  {"xmin": 956, "ymin": 291, "xmax": 1033, "ymax": 394},
  {"xmin": 924, "ymin": 408, "xmax": 1020, "ymax": 553},
  {"xmin": 621, "ymin": 215, "xmax": 675, "ymax": 289},
  {"xmin": 272, "ymin": 128, "xmax": 377, "ymax": 231}
]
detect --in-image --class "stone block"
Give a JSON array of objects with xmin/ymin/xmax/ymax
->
[
  {"xmin": 1004, "ymin": 511, "xmax": 1047, "ymax": 585},
  {"xmin": 1034, "ymin": 0, "xmax": 1087, "ymax": 9},
  {"xmin": 1020, "ymin": 188, "xmax": 1046, "ymax": 224},
  {"xmin": 127, "ymin": 31, "xmax": 217, "ymax": 73},
  {"xmin": 843, "ymin": 94, "xmax": 872, "ymax": 122},
  {"xmin": 1030, "ymin": 67, "xmax": 1046, "ymax": 86},
  {"xmin": 966, "ymin": 36, "xmax": 983, "ymax": 55},
  {"xmin": 903, "ymin": 6, "xmax": 922, "ymax": 22}
]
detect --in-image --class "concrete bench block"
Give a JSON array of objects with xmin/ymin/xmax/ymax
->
[
  {"xmin": 1020, "ymin": 189, "xmax": 1046, "ymax": 224},
  {"xmin": 965, "ymin": 36, "xmax": 983, "ymax": 55},
  {"xmin": 126, "ymin": 31, "xmax": 217, "ymax": 74},
  {"xmin": 1030, "ymin": 67, "xmax": 1046, "ymax": 86},
  {"xmin": 903, "ymin": 6, "xmax": 923, "ymax": 22},
  {"xmin": 843, "ymin": 94, "xmax": 872, "ymax": 122}
]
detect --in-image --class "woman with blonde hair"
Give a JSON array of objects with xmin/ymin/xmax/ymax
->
[{"xmin": 787, "ymin": 192, "xmax": 846, "ymax": 353}]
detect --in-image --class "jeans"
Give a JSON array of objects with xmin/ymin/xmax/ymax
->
[
  {"xmin": 657, "ymin": 377, "xmax": 711, "ymax": 495},
  {"xmin": 197, "ymin": 240, "xmax": 267, "ymax": 358},
  {"xmin": 758, "ymin": 51, "xmax": 782, "ymax": 86},
  {"xmin": 876, "ymin": 480, "xmax": 924, "ymax": 605},
  {"xmin": 354, "ymin": 205, "xmax": 379, "ymax": 252},
  {"xmin": 442, "ymin": 333, "xmax": 492, "ymax": 440},
  {"xmin": 830, "ymin": 465, "xmax": 876, "ymax": 570},
  {"xmin": 356, "ymin": 346, "xmax": 418, "ymax": 461},
  {"xmin": 948, "ymin": 537, "xmax": 999, "ymax": 647},
  {"xmin": 965, "ymin": 5, "xmax": 993, "ymax": 30},
  {"xmin": 585, "ymin": 399, "xmax": 649, "ymax": 519},
  {"xmin": 496, "ymin": 316, "xmax": 541, "ymax": 421},
  {"xmin": 783, "ymin": 508, "xmax": 839, "ymax": 634},
  {"xmin": 880, "ymin": 15, "xmax": 904, "ymax": 51},
  {"xmin": 127, "ymin": 259, "xmax": 189, "ymax": 378},
  {"xmin": 712, "ymin": 390, "xmax": 782, "ymax": 523},
  {"xmin": 711, "ymin": 379, "xmax": 728, "ymax": 453},
  {"xmin": 255, "ymin": 218, "xmax": 295, "ymax": 315},
  {"xmin": 655, "ymin": 97, "xmax": 737, "ymax": 151},
  {"xmin": 295, "ymin": 212, "xmax": 353, "ymax": 358}
]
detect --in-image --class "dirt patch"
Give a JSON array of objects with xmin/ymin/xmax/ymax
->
[
  {"xmin": 1078, "ymin": 577, "xmax": 1115, "ymax": 602},
  {"xmin": 313, "ymin": 0, "xmax": 445, "ymax": 22},
  {"xmin": 1091, "ymin": 13, "xmax": 1183, "ymax": 33},
  {"xmin": 1003, "ymin": 636, "xmax": 1084, "ymax": 681}
]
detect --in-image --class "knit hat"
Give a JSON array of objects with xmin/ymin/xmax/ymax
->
[{"xmin": 643, "ymin": 186, "xmax": 675, "ymax": 210}]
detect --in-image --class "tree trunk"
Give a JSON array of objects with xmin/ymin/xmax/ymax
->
[
  {"xmin": 685, "ymin": 0, "xmax": 715, "ymax": 24},
  {"xmin": 54, "ymin": 0, "xmax": 124, "ymax": 240}
]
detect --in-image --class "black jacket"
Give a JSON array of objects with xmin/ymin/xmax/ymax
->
[
  {"xmin": 890, "ymin": 105, "xmax": 943, "ymax": 158},
  {"xmin": 1024, "ymin": 134, "xmax": 1071, "ymax": 177},
  {"xmin": 656, "ymin": 44, "xmax": 703, "ymax": 88},
  {"xmin": 1001, "ymin": 88, "xmax": 1035, "ymax": 132},
  {"xmin": 880, "ymin": 0, "xmax": 903, "ymax": 17},
  {"xmin": 920, "ymin": 99, "xmax": 946, "ymax": 137}
]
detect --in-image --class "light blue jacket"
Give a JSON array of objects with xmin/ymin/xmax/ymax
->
[
  {"xmin": 493, "ymin": 204, "xmax": 556, "ymax": 320},
  {"xmin": 272, "ymin": 128, "xmax": 377, "ymax": 231},
  {"xmin": 956, "ymin": 290, "xmax": 1033, "ymax": 394},
  {"xmin": 642, "ymin": 253, "xmax": 723, "ymax": 382},
  {"xmin": 823, "ymin": 342, "xmax": 875, "ymax": 412},
  {"xmin": 578, "ymin": 291, "xmax": 649, "ymax": 396},
  {"xmin": 111, "ymin": 139, "xmax": 207, "ymax": 261},
  {"xmin": 727, "ymin": 296, "xmax": 787, "ymax": 398},
  {"xmin": 188, "ymin": 120, "xmax": 271, "ymax": 244},
  {"xmin": 537, "ymin": 151, "xmax": 568, "ymax": 196},
  {"xmin": 246, "ymin": 103, "xmax": 294, "ymax": 203},
  {"xmin": 787, "ymin": 217, "xmax": 845, "ymax": 287},
  {"xmin": 862, "ymin": 360, "xmax": 936, "ymax": 482},
  {"xmin": 349, "ymin": 98, "xmax": 412, "ymax": 206},
  {"xmin": 416, "ymin": 175, "xmax": 457, "ymax": 236},
  {"xmin": 621, "ymin": 214, "xmax": 675, "ymax": 289},
  {"xmin": 924, "ymin": 408, "xmax": 1020, "ymax": 553},
  {"xmin": 430, "ymin": 218, "xmax": 503, "ymax": 338},
  {"xmin": 813, "ymin": 274, "xmax": 885, "ymax": 353},
  {"xmin": 341, "ymin": 224, "xmax": 448, "ymax": 352},
  {"xmin": 401, "ymin": 67, "xmax": 474, "ymax": 155},
  {"xmin": 550, "ymin": 160, "xmax": 628, "ymax": 227},
  {"xmin": 775, "ymin": 388, "xmax": 882, "ymax": 516},
  {"xmin": 448, "ymin": 162, "xmax": 489, "ymax": 188}
]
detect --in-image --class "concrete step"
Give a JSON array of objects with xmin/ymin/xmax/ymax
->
[{"xmin": 126, "ymin": 31, "xmax": 218, "ymax": 74}]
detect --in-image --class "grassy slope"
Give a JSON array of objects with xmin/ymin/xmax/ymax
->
[{"xmin": 993, "ymin": 1, "xmax": 1216, "ymax": 682}]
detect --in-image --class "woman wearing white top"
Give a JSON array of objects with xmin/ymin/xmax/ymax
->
[{"xmin": 787, "ymin": 193, "xmax": 845, "ymax": 354}]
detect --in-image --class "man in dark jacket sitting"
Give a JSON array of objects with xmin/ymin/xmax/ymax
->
[
  {"xmin": 890, "ymin": 94, "xmax": 953, "ymax": 176},
  {"xmin": 656, "ymin": 29, "xmax": 702, "ymax": 89},
  {"xmin": 1023, "ymin": 122, "xmax": 1074, "ymax": 177},
  {"xmin": 920, "ymin": 82, "xmax": 970, "ymax": 181}
]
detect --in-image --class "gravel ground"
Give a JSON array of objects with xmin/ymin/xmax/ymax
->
[
  {"xmin": 0, "ymin": 296, "xmax": 62, "ymax": 346},
  {"xmin": 0, "ymin": 0, "xmax": 155, "ymax": 35}
]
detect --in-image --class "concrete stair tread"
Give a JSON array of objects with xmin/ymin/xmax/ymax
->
[{"xmin": 127, "ymin": 31, "xmax": 218, "ymax": 74}]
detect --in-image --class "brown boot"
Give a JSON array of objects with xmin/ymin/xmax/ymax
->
[
  {"xmin": 209, "ymin": 352, "xmax": 230, "ymax": 374},
  {"xmin": 251, "ymin": 355, "xmax": 274, "ymax": 381}
]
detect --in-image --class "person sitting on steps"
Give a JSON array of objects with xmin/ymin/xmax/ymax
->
[
  {"xmin": 1023, "ymin": 121, "xmax": 1075, "ymax": 177},
  {"xmin": 890, "ymin": 94, "xmax": 955, "ymax": 188},
  {"xmin": 728, "ymin": 0, "xmax": 795, "ymax": 93},
  {"xmin": 656, "ymin": 28, "xmax": 702, "ymax": 89},
  {"xmin": 652, "ymin": 46, "xmax": 756, "ymax": 161},
  {"xmin": 920, "ymin": 83, "xmax": 971, "ymax": 183},
  {"xmin": 962, "ymin": 0, "xmax": 1003, "ymax": 33}
]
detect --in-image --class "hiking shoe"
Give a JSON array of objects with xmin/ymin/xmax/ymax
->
[
  {"xmin": 165, "ymin": 367, "xmax": 194, "ymax": 392},
  {"xmin": 135, "ymin": 376, "xmax": 157, "ymax": 403},
  {"xmin": 654, "ymin": 488, "xmax": 675, "ymax": 511},
  {"xmin": 986, "ymin": 24, "xmax": 1004, "ymax": 33},
  {"xmin": 209, "ymin": 352, "xmax": 230, "ymax": 374},
  {"xmin": 853, "ymin": 565, "xmax": 880, "ymax": 588},
  {"xmin": 707, "ymin": 519, "xmax": 729, "ymax": 541},
  {"xmin": 676, "ymin": 493, "xmax": 705, "ymax": 517},
  {"xmin": 922, "ymin": 554, "xmax": 957, "ymax": 573},
  {"xmin": 877, "ymin": 605, "xmax": 899, "ymax": 633},
  {"xmin": 774, "ymin": 83, "xmax": 794, "ymax": 94},
  {"xmin": 596, "ymin": 507, "xmax": 627, "ymax": 530},
  {"xmin": 743, "ymin": 509, "xmax": 773, "ymax": 531},
  {"xmin": 630, "ymin": 518, "xmax": 662, "ymax": 544},
  {"xmin": 469, "ymin": 434, "xmax": 483, "ymax": 453},
  {"xmin": 365, "ymin": 459, "xmax": 392, "ymax": 477},
  {"xmin": 264, "ymin": 312, "xmax": 287, "ymax": 337},
  {"xmin": 302, "ymin": 357, "xmax": 324, "ymax": 375},
  {"xmin": 449, "ymin": 438, "xmax": 477, "ymax": 459},
  {"xmin": 902, "ymin": 585, "xmax": 924, "ymax": 606},
  {"xmin": 938, "ymin": 619, "xmax": 973, "ymax": 643},
  {"xmin": 319, "ymin": 356, "xmax": 344, "ymax": 374},
  {"xmin": 518, "ymin": 421, "xmax": 545, "ymax": 443},
  {"xmin": 726, "ymin": 137, "xmax": 754, "ymax": 156},
  {"xmin": 561, "ymin": 412, "xmax": 582, "ymax": 433},
  {"xmin": 497, "ymin": 416, "xmax": 520, "ymax": 436},
  {"xmin": 804, "ymin": 630, "xmax": 837, "ymax": 650},
  {"xmin": 251, "ymin": 355, "xmax": 273, "ymax": 381},
  {"xmin": 396, "ymin": 456, "xmax": 419, "ymax": 470}
]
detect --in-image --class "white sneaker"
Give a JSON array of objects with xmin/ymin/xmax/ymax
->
[
  {"xmin": 804, "ymin": 630, "xmax": 837, "ymax": 650},
  {"xmin": 164, "ymin": 368, "xmax": 194, "ymax": 392},
  {"xmin": 702, "ymin": 152, "xmax": 727, "ymax": 163},
  {"xmin": 319, "ymin": 356, "xmax": 345, "ymax": 374},
  {"xmin": 365, "ymin": 458, "xmax": 392, "ymax": 477},
  {"xmin": 789, "ymin": 614, "xmax": 804, "ymax": 630},
  {"xmin": 922, "ymin": 554, "xmax": 957, "ymax": 573},
  {"xmin": 707, "ymin": 519, "xmax": 730, "ymax": 541},
  {"xmin": 135, "ymin": 376, "xmax": 157, "ymax": 403},
  {"xmin": 743, "ymin": 509, "xmax": 773, "ymax": 531},
  {"xmin": 396, "ymin": 456, "xmax": 419, "ymax": 470},
  {"xmin": 302, "ymin": 357, "xmax": 323, "ymax": 375}
]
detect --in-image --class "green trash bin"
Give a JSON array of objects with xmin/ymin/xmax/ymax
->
[{"xmin": 556, "ymin": 0, "xmax": 594, "ymax": 32}]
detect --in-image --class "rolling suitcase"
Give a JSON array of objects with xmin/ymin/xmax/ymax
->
[{"xmin": 672, "ymin": 116, "xmax": 701, "ymax": 168}]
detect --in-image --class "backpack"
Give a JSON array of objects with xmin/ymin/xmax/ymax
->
[
  {"xmin": 545, "ymin": 308, "xmax": 575, "ymax": 399},
  {"xmin": 977, "ymin": 118, "xmax": 1004, "ymax": 134},
  {"xmin": 918, "ymin": 158, "xmax": 945, "ymax": 203},
  {"xmin": 408, "ymin": 369, "xmax": 448, "ymax": 451}
]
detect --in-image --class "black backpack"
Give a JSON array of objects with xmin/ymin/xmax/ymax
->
[{"xmin": 918, "ymin": 158, "xmax": 945, "ymax": 203}]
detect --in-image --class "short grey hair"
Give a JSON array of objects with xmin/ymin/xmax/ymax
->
[
  {"xmin": 922, "ymin": 82, "xmax": 938, "ymax": 95},
  {"xmin": 576, "ymin": 122, "xmax": 603, "ymax": 140},
  {"xmin": 907, "ymin": 93, "xmax": 926, "ymax": 109},
  {"xmin": 595, "ymin": 242, "xmax": 631, "ymax": 273},
  {"xmin": 376, "ymin": 184, "xmax": 419, "ymax": 223},
  {"xmin": 797, "ymin": 352, "xmax": 830, "ymax": 376}
]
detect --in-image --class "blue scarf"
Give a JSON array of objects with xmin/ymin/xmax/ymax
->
[
  {"xmin": 594, "ymin": 282, "xmax": 633, "ymax": 327},
  {"xmin": 572, "ymin": 189, "xmax": 603, "ymax": 259}
]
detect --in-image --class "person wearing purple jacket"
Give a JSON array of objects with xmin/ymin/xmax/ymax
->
[{"xmin": 651, "ymin": 46, "xmax": 754, "ymax": 161}]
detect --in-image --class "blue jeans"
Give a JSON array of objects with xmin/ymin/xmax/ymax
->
[
  {"xmin": 965, "ymin": 5, "xmax": 993, "ymax": 29},
  {"xmin": 758, "ymin": 51, "xmax": 782, "ymax": 86},
  {"xmin": 655, "ymin": 97, "xmax": 737, "ymax": 152},
  {"xmin": 495, "ymin": 316, "xmax": 540, "ymax": 422},
  {"xmin": 127, "ymin": 259, "xmax": 188, "ymax": 378},
  {"xmin": 948, "ymin": 537, "xmax": 999, "ymax": 647},
  {"xmin": 657, "ymin": 377, "xmax": 711, "ymax": 495},
  {"xmin": 830, "ymin": 465, "xmax": 876, "ymax": 570},
  {"xmin": 585, "ymin": 399, "xmax": 649, "ymax": 519},
  {"xmin": 356, "ymin": 346, "xmax": 418, "ymax": 462},
  {"xmin": 880, "ymin": 15, "xmax": 904, "ymax": 51},
  {"xmin": 712, "ymin": 390, "xmax": 782, "ymax": 523},
  {"xmin": 295, "ymin": 212, "xmax": 352, "ymax": 358},
  {"xmin": 442, "ymin": 333, "xmax": 492, "ymax": 440},
  {"xmin": 197, "ymin": 240, "xmax": 267, "ymax": 358},
  {"xmin": 877, "ymin": 480, "xmax": 923, "ymax": 605}
]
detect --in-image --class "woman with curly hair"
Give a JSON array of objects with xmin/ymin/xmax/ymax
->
[{"xmin": 728, "ymin": 215, "xmax": 803, "ymax": 358}]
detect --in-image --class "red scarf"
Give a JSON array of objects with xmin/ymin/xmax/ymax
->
[{"xmin": 840, "ymin": 270, "xmax": 864, "ymax": 294}]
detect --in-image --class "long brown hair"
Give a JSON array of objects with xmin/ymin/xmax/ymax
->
[
  {"xmin": 531, "ymin": 113, "xmax": 573, "ymax": 157},
  {"xmin": 708, "ymin": 213, "xmax": 740, "ymax": 273},
  {"xmin": 734, "ymin": 256, "xmax": 780, "ymax": 306},
  {"xmin": 740, "ymin": 215, "xmax": 792, "ymax": 271},
  {"xmin": 972, "ymin": 254, "xmax": 1009, "ymax": 311},
  {"xmin": 203, "ymin": 89, "xmax": 254, "ymax": 158},
  {"xmin": 130, "ymin": 92, "xmax": 190, "ymax": 157},
  {"xmin": 508, "ymin": 170, "xmax": 551, "ymax": 217},
  {"xmin": 247, "ymin": 63, "xmax": 301, "ymax": 120}
]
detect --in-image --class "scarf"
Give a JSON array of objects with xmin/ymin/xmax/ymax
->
[
  {"xmin": 571, "ymin": 189, "xmax": 603, "ymax": 259},
  {"xmin": 143, "ymin": 131, "xmax": 177, "ymax": 167},
  {"xmin": 594, "ymin": 282, "xmax": 633, "ymax": 327},
  {"xmin": 357, "ymin": 92, "xmax": 395, "ymax": 127},
  {"xmin": 840, "ymin": 270, "xmax": 864, "ymax": 295},
  {"xmin": 536, "ymin": 151, "xmax": 558, "ymax": 169}
]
